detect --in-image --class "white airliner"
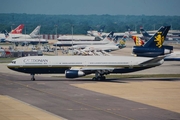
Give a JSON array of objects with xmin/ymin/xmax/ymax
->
[
  {"xmin": 10, "ymin": 24, "xmax": 24, "ymax": 34},
  {"xmin": 71, "ymin": 36, "xmax": 126, "ymax": 52},
  {"xmin": 5, "ymin": 25, "xmax": 41, "ymax": 39},
  {"xmin": 58, "ymin": 35, "xmax": 102, "ymax": 41},
  {"xmin": 4, "ymin": 26, "xmax": 48, "ymax": 46},
  {"xmin": 0, "ymin": 24, "xmax": 25, "ymax": 42},
  {"xmin": 87, "ymin": 30, "xmax": 137, "ymax": 38},
  {"xmin": 5, "ymin": 38, "xmax": 48, "ymax": 46},
  {"xmin": 54, "ymin": 32, "xmax": 114, "ymax": 47},
  {"xmin": 7, "ymin": 55, "xmax": 165, "ymax": 81}
]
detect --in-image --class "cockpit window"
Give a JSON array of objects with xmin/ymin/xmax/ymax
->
[{"xmin": 11, "ymin": 61, "xmax": 16, "ymax": 64}]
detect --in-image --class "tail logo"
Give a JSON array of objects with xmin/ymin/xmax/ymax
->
[
  {"xmin": 154, "ymin": 32, "xmax": 164, "ymax": 48},
  {"xmin": 119, "ymin": 39, "xmax": 125, "ymax": 45}
]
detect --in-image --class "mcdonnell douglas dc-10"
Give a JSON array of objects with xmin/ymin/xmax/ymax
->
[{"xmin": 7, "ymin": 55, "xmax": 165, "ymax": 81}]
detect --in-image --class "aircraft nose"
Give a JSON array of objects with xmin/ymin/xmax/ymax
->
[{"xmin": 7, "ymin": 63, "xmax": 12, "ymax": 69}]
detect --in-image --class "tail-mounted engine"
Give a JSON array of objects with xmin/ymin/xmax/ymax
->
[{"xmin": 132, "ymin": 45, "xmax": 173, "ymax": 57}]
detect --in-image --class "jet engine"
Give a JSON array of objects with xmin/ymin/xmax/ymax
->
[
  {"xmin": 65, "ymin": 70, "xmax": 85, "ymax": 78},
  {"xmin": 20, "ymin": 43, "xmax": 25, "ymax": 46},
  {"xmin": 132, "ymin": 45, "xmax": 173, "ymax": 57}
]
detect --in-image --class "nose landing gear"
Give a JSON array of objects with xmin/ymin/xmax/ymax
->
[{"xmin": 31, "ymin": 74, "xmax": 35, "ymax": 81}]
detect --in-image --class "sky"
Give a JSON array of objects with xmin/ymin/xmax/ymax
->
[{"xmin": 0, "ymin": 0, "xmax": 180, "ymax": 16}]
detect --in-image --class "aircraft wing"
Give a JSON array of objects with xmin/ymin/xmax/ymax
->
[
  {"xmin": 70, "ymin": 56, "xmax": 165, "ymax": 72},
  {"xmin": 139, "ymin": 56, "xmax": 165, "ymax": 66},
  {"xmin": 69, "ymin": 67, "xmax": 115, "ymax": 76},
  {"xmin": 70, "ymin": 67, "xmax": 115, "ymax": 71}
]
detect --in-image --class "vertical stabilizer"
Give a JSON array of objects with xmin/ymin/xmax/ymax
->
[
  {"xmin": 143, "ymin": 26, "xmax": 170, "ymax": 48},
  {"xmin": 132, "ymin": 36, "xmax": 144, "ymax": 46},
  {"xmin": 140, "ymin": 27, "xmax": 151, "ymax": 37},
  {"xmin": 30, "ymin": 25, "xmax": 41, "ymax": 38},
  {"xmin": 10, "ymin": 24, "xmax": 24, "ymax": 34}
]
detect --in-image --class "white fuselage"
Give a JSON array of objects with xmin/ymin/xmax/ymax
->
[
  {"xmin": 7, "ymin": 55, "xmax": 164, "ymax": 80},
  {"xmin": 5, "ymin": 38, "xmax": 48, "ymax": 44},
  {"xmin": 7, "ymin": 34, "xmax": 32, "ymax": 39},
  {"xmin": 58, "ymin": 35, "xmax": 101, "ymax": 41},
  {"xmin": 82, "ymin": 44, "xmax": 119, "ymax": 51},
  {"xmin": 55, "ymin": 40, "xmax": 109, "ymax": 47},
  {"xmin": 7, "ymin": 56, "xmax": 163, "ymax": 72}
]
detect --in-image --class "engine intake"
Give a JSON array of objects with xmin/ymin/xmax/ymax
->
[{"xmin": 65, "ymin": 70, "xmax": 85, "ymax": 78}]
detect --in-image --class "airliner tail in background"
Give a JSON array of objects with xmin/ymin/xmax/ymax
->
[{"xmin": 10, "ymin": 24, "xmax": 24, "ymax": 34}]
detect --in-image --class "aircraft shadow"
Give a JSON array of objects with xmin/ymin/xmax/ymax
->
[{"xmin": 15, "ymin": 77, "xmax": 180, "ymax": 83}]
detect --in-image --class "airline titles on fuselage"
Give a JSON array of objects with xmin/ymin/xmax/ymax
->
[
  {"xmin": 22, "ymin": 59, "xmax": 129, "ymax": 65},
  {"xmin": 23, "ymin": 59, "xmax": 48, "ymax": 64}
]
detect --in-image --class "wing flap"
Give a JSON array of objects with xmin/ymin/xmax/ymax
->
[
  {"xmin": 70, "ymin": 67, "xmax": 115, "ymax": 71},
  {"xmin": 139, "ymin": 56, "xmax": 165, "ymax": 66}
]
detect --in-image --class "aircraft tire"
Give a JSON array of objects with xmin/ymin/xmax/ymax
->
[
  {"xmin": 92, "ymin": 77, "xmax": 97, "ymax": 81},
  {"xmin": 101, "ymin": 76, "xmax": 106, "ymax": 80},
  {"xmin": 97, "ymin": 77, "xmax": 101, "ymax": 81}
]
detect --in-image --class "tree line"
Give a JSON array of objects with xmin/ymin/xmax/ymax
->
[{"xmin": 0, "ymin": 13, "xmax": 180, "ymax": 35}]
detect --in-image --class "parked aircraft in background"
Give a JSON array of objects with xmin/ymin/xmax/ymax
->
[
  {"xmin": 54, "ymin": 32, "xmax": 114, "ymax": 47},
  {"xmin": 7, "ymin": 55, "xmax": 165, "ymax": 81},
  {"xmin": 132, "ymin": 30, "xmax": 180, "ymax": 61},
  {"xmin": 132, "ymin": 26, "xmax": 173, "ymax": 57},
  {"xmin": 140, "ymin": 27, "xmax": 180, "ymax": 41},
  {"xmin": 57, "ymin": 35, "xmax": 102, "ymax": 41},
  {"xmin": 0, "ymin": 24, "xmax": 25, "ymax": 42},
  {"xmin": 1, "ymin": 25, "xmax": 46, "ymax": 46},
  {"xmin": 5, "ymin": 25, "xmax": 41, "ymax": 39},
  {"xmin": 71, "ymin": 35, "xmax": 127, "ymax": 52},
  {"xmin": 6, "ymin": 38, "xmax": 48, "ymax": 46},
  {"xmin": 10, "ymin": 24, "xmax": 24, "ymax": 34},
  {"xmin": 132, "ymin": 36, "xmax": 144, "ymax": 46},
  {"xmin": 87, "ymin": 28, "xmax": 137, "ymax": 38}
]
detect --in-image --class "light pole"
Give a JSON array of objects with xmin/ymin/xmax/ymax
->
[
  {"xmin": 71, "ymin": 25, "xmax": 74, "ymax": 47},
  {"xmin": 38, "ymin": 25, "xmax": 41, "ymax": 48},
  {"xmin": 11, "ymin": 24, "xmax": 15, "ymax": 31},
  {"xmin": 55, "ymin": 25, "xmax": 58, "ymax": 55},
  {"xmin": 153, "ymin": 24, "xmax": 156, "ymax": 30}
]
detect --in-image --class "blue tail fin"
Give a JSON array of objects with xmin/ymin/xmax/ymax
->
[
  {"xmin": 1, "ymin": 30, "xmax": 9, "ymax": 38},
  {"xmin": 140, "ymin": 27, "xmax": 151, "ymax": 37},
  {"xmin": 99, "ymin": 26, "xmax": 105, "ymax": 33},
  {"xmin": 107, "ymin": 31, "xmax": 114, "ymax": 39},
  {"xmin": 143, "ymin": 26, "xmax": 170, "ymax": 48}
]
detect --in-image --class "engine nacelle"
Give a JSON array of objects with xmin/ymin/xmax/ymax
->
[
  {"xmin": 21, "ymin": 43, "xmax": 25, "ymax": 46},
  {"xmin": 132, "ymin": 45, "xmax": 173, "ymax": 57},
  {"xmin": 65, "ymin": 70, "xmax": 85, "ymax": 78}
]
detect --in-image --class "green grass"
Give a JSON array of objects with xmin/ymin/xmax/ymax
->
[
  {"xmin": 0, "ymin": 43, "xmax": 12, "ymax": 46},
  {"xmin": 0, "ymin": 57, "xmax": 17, "ymax": 63}
]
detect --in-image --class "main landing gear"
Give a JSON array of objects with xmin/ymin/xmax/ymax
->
[
  {"xmin": 92, "ymin": 72, "xmax": 106, "ymax": 81},
  {"xmin": 31, "ymin": 74, "xmax": 35, "ymax": 81}
]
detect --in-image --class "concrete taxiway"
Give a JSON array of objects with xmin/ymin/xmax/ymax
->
[
  {"xmin": 0, "ymin": 40, "xmax": 180, "ymax": 119},
  {"xmin": 0, "ymin": 72, "xmax": 180, "ymax": 120}
]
